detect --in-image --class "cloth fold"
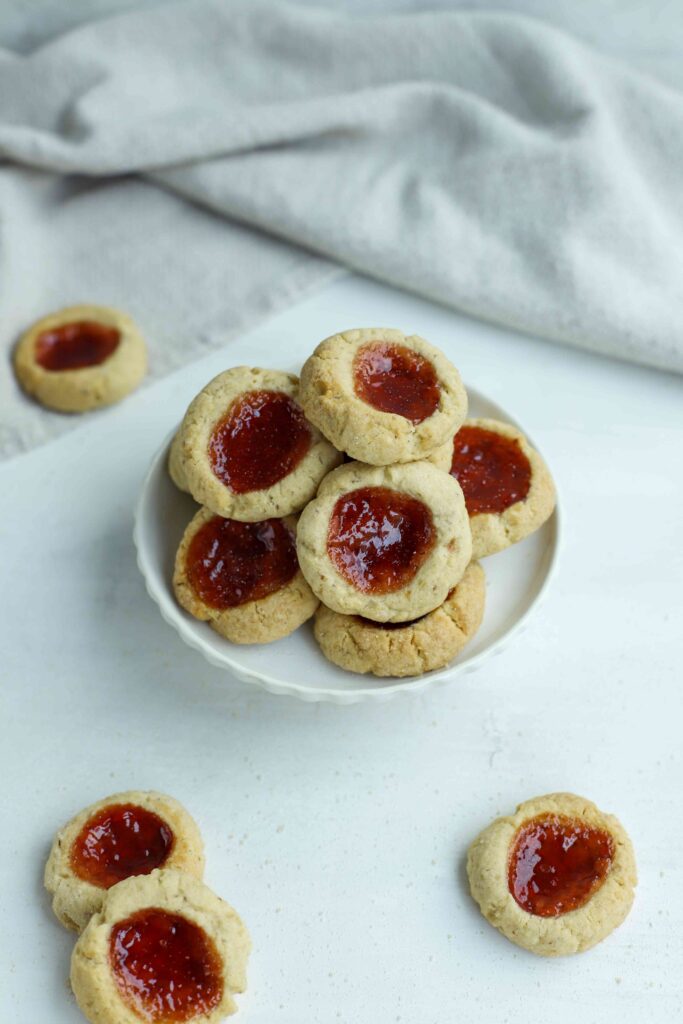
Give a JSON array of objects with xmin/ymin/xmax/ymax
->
[{"xmin": 1, "ymin": 0, "xmax": 682, "ymax": 456}]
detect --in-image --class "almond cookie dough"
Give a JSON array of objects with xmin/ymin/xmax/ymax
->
[
  {"xmin": 174, "ymin": 507, "xmax": 318, "ymax": 644},
  {"xmin": 297, "ymin": 460, "xmax": 472, "ymax": 623},
  {"xmin": 467, "ymin": 792, "xmax": 637, "ymax": 957},
  {"xmin": 314, "ymin": 561, "xmax": 485, "ymax": 677},
  {"xmin": 174, "ymin": 367, "xmax": 342, "ymax": 521},
  {"xmin": 13, "ymin": 305, "xmax": 147, "ymax": 413},
  {"xmin": 45, "ymin": 791, "xmax": 205, "ymax": 932},
  {"xmin": 299, "ymin": 328, "xmax": 467, "ymax": 465},
  {"xmin": 438, "ymin": 418, "xmax": 556, "ymax": 559},
  {"xmin": 71, "ymin": 868, "xmax": 250, "ymax": 1024}
]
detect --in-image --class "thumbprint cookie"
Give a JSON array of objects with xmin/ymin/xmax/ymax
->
[
  {"xmin": 173, "ymin": 367, "xmax": 341, "ymax": 520},
  {"xmin": 44, "ymin": 791, "xmax": 204, "ymax": 932},
  {"xmin": 467, "ymin": 792, "xmax": 637, "ymax": 956},
  {"xmin": 14, "ymin": 305, "xmax": 147, "ymax": 412},
  {"xmin": 296, "ymin": 460, "xmax": 472, "ymax": 623},
  {"xmin": 314, "ymin": 561, "xmax": 485, "ymax": 677},
  {"xmin": 439, "ymin": 418, "xmax": 555, "ymax": 559},
  {"xmin": 173, "ymin": 508, "xmax": 318, "ymax": 644},
  {"xmin": 71, "ymin": 868, "xmax": 250, "ymax": 1024},
  {"xmin": 299, "ymin": 328, "xmax": 467, "ymax": 465}
]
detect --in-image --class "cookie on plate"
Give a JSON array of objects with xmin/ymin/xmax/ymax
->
[
  {"xmin": 467, "ymin": 792, "xmax": 637, "ymax": 957},
  {"xmin": 71, "ymin": 868, "xmax": 250, "ymax": 1024},
  {"xmin": 168, "ymin": 431, "xmax": 191, "ymax": 493},
  {"xmin": 437, "ymin": 418, "xmax": 555, "ymax": 559},
  {"xmin": 314, "ymin": 561, "xmax": 485, "ymax": 677},
  {"xmin": 297, "ymin": 460, "xmax": 472, "ymax": 623},
  {"xmin": 44, "ymin": 791, "xmax": 204, "ymax": 932},
  {"xmin": 14, "ymin": 305, "xmax": 147, "ymax": 412},
  {"xmin": 299, "ymin": 328, "xmax": 467, "ymax": 465},
  {"xmin": 174, "ymin": 367, "xmax": 342, "ymax": 521},
  {"xmin": 174, "ymin": 507, "xmax": 318, "ymax": 644}
]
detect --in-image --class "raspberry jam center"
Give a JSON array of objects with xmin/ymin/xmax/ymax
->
[
  {"xmin": 70, "ymin": 804, "xmax": 174, "ymax": 890},
  {"xmin": 110, "ymin": 909, "xmax": 223, "ymax": 1022},
  {"xmin": 209, "ymin": 389, "xmax": 311, "ymax": 493},
  {"xmin": 327, "ymin": 486, "xmax": 434, "ymax": 594},
  {"xmin": 35, "ymin": 321, "xmax": 120, "ymax": 371},
  {"xmin": 186, "ymin": 515, "xmax": 298, "ymax": 610},
  {"xmin": 353, "ymin": 342, "xmax": 440, "ymax": 424},
  {"xmin": 450, "ymin": 425, "xmax": 531, "ymax": 515},
  {"xmin": 508, "ymin": 814, "xmax": 614, "ymax": 917}
]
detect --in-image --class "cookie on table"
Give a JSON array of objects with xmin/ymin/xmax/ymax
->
[
  {"xmin": 467, "ymin": 792, "xmax": 637, "ymax": 957},
  {"xmin": 436, "ymin": 418, "xmax": 555, "ymax": 559},
  {"xmin": 13, "ymin": 305, "xmax": 146, "ymax": 413},
  {"xmin": 174, "ymin": 367, "xmax": 342, "ymax": 521},
  {"xmin": 71, "ymin": 868, "xmax": 250, "ymax": 1024},
  {"xmin": 314, "ymin": 561, "xmax": 485, "ymax": 677},
  {"xmin": 299, "ymin": 328, "xmax": 467, "ymax": 465},
  {"xmin": 297, "ymin": 460, "xmax": 472, "ymax": 623},
  {"xmin": 44, "ymin": 791, "xmax": 204, "ymax": 932},
  {"xmin": 174, "ymin": 507, "xmax": 318, "ymax": 644}
]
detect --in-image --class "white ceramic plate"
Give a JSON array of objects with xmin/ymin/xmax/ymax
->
[{"xmin": 134, "ymin": 386, "xmax": 560, "ymax": 704}]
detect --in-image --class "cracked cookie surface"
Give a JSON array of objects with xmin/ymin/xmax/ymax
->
[
  {"xmin": 299, "ymin": 328, "xmax": 467, "ymax": 464},
  {"xmin": 314, "ymin": 561, "xmax": 485, "ymax": 677},
  {"xmin": 467, "ymin": 792, "xmax": 637, "ymax": 957}
]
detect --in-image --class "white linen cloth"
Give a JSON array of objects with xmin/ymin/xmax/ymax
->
[{"xmin": 1, "ymin": 0, "xmax": 682, "ymax": 457}]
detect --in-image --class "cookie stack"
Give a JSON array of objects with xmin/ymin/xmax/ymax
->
[
  {"xmin": 45, "ymin": 791, "xmax": 250, "ymax": 1024},
  {"xmin": 170, "ymin": 328, "xmax": 556, "ymax": 678}
]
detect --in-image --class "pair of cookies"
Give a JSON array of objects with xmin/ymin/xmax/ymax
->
[
  {"xmin": 45, "ymin": 791, "xmax": 250, "ymax": 1024},
  {"xmin": 14, "ymin": 305, "xmax": 147, "ymax": 412}
]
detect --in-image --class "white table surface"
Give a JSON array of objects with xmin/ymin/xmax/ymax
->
[{"xmin": 1, "ymin": 274, "xmax": 681, "ymax": 1023}]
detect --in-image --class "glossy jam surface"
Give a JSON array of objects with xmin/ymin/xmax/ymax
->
[
  {"xmin": 327, "ymin": 486, "xmax": 434, "ymax": 594},
  {"xmin": 110, "ymin": 909, "xmax": 223, "ymax": 1022},
  {"xmin": 35, "ymin": 321, "xmax": 120, "ymax": 371},
  {"xmin": 508, "ymin": 814, "xmax": 614, "ymax": 917},
  {"xmin": 353, "ymin": 342, "xmax": 440, "ymax": 424},
  {"xmin": 450, "ymin": 425, "xmax": 531, "ymax": 515},
  {"xmin": 70, "ymin": 804, "xmax": 173, "ymax": 890},
  {"xmin": 186, "ymin": 515, "xmax": 298, "ymax": 610},
  {"xmin": 209, "ymin": 390, "xmax": 311, "ymax": 493}
]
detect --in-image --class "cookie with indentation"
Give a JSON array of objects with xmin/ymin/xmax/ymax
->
[
  {"xmin": 433, "ymin": 418, "xmax": 555, "ymax": 559},
  {"xmin": 299, "ymin": 328, "xmax": 467, "ymax": 465},
  {"xmin": 71, "ymin": 868, "xmax": 250, "ymax": 1024},
  {"xmin": 467, "ymin": 792, "xmax": 636, "ymax": 957},
  {"xmin": 297, "ymin": 460, "xmax": 471, "ymax": 623},
  {"xmin": 314, "ymin": 561, "xmax": 485, "ymax": 677},
  {"xmin": 44, "ymin": 791, "xmax": 204, "ymax": 932},
  {"xmin": 174, "ymin": 367, "xmax": 342, "ymax": 521},
  {"xmin": 174, "ymin": 507, "xmax": 318, "ymax": 643},
  {"xmin": 13, "ymin": 305, "xmax": 147, "ymax": 413}
]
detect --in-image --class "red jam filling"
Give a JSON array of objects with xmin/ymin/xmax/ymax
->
[
  {"xmin": 208, "ymin": 390, "xmax": 311, "ymax": 493},
  {"xmin": 70, "ymin": 804, "xmax": 174, "ymax": 890},
  {"xmin": 327, "ymin": 486, "xmax": 434, "ymax": 594},
  {"xmin": 110, "ymin": 909, "xmax": 223, "ymax": 1023},
  {"xmin": 186, "ymin": 515, "xmax": 298, "ymax": 610},
  {"xmin": 508, "ymin": 814, "xmax": 614, "ymax": 917},
  {"xmin": 34, "ymin": 321, "xmax": 120, "ymax": 371},
  {"xmin": 353, "ymin": 342, "xmax": 440, "ymax": 424},
  {"xmin": 450, "ymin": 425, "xmax": 531, "ymax": 516}
]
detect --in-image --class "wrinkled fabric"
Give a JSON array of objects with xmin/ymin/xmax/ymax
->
[{"xmin": 1, "ymin": 0, "xmax": 682, "ymax": 456}]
